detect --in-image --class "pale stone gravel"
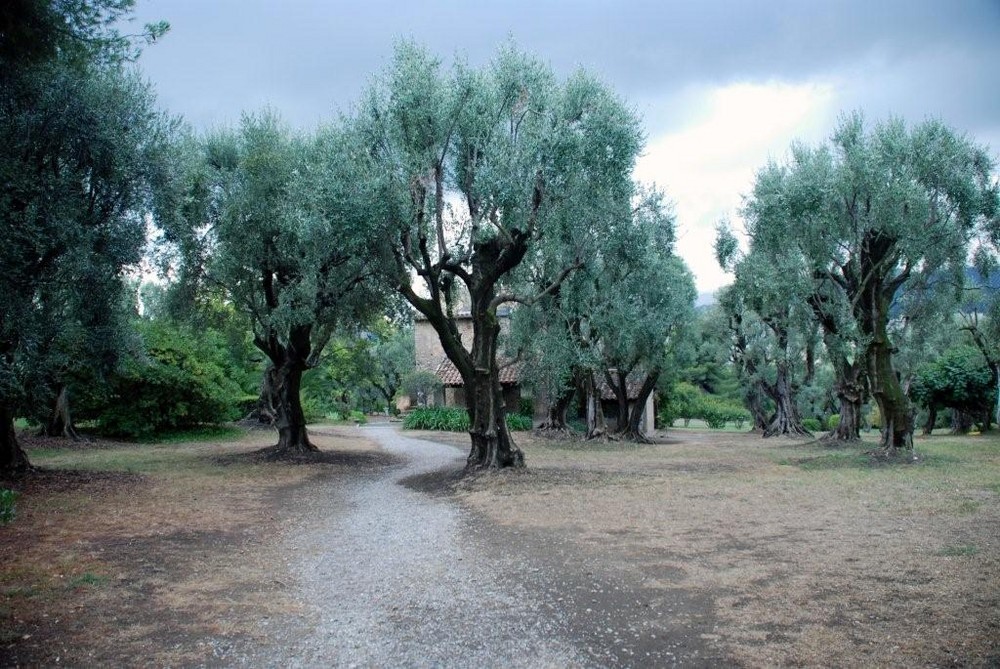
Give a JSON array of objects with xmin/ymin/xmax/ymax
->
[{"xmin": 255, "ymin": 425, "xmax": 593, "ymax": 668}]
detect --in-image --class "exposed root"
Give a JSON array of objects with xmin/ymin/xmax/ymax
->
[
  {"xmin": 866, "ymin": 446, "xmax": 922, "ymax": 465},
  {"xmin": 819, "ymin": 432, "xmax": 863, "ymax": 445}
]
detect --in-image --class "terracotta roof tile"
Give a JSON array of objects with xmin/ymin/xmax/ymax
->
[{"xmin": 435, "ymin": 358, "xmax": 520, "ymax": 386}]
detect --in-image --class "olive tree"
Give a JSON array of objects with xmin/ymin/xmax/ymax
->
[
  {"xmin": 361, "ymin": 43, "xmax": 642, "ymax": 468},
  {"xmin": 1, "ymin": 22, "xmax": 173, "ymax": 472},
  {"xmin": 508, "ymin": 188, "xmax": 695, "ymax": 441},
  {"xmin": 163, "ymin": 113, "xmax": 391, "ymax": 454},
  {"xmin": 735, "ymin": 113, "xmax": 998, "ymax": 454}
]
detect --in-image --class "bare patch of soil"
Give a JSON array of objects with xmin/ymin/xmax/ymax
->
[
  {"xmin": 416, "ymin": 428, "xmax": 1000, "ymax": 667},
  {"xmin": 0, "ymin": 425, "xmax": 396, "ymax": 667}
]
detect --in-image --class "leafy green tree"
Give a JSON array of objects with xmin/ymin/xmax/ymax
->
[
  {"xmin": 163, "ymin": 113, "xmax": 391, "ymax": 454},
  {"xmin": 911, "ymin": 346, "xmax": 994, "ymax": 434},
  {"xmin": 734, "ymin": 113, "xmax": 998, "ymax": 454},
  {"xmin": 680, "ymin": 305, "xmax": 736, "ymax": 397},
  {"xmin": 716, "ymin": 241, "xmax": 814, "ymax": 437},
  {"xmin": 400, "ymin": 369, "xmax": 443, "ymax": 408},
  {"xmin": 716, "ymin": 286, "xmax": 771, "ymax": 432},
  {"xmin": 0, "ymin": 0, "xmax": 167, "ymax": 70},
  {"xmin": 86, "ymin": 318, "xmax": 244, "ymax": 437},
  {"xmin": 591, "ymin": 196, "xmax": 696, "ymax": 440},
  {"xmin": 361, "ymin": 42, "xmax": 642, "ymax": 467},
  {"xmin": 25, "ymin": 279, "xmax": 138, "ymax": 439},
  {"xmin": 0, "ymin": 3, "xmax": 173, "ymax": 473},
  {"xmin": 508, "ymin": 188, "xmax": 695, "ymax": 441}
]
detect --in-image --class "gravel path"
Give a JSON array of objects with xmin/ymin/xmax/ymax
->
[
  {"xmin": 254, "ymin": 425, "xmax": 716, "ymax": 667},
  {"xmin": 261, "ymin": 425, "xmax": 590, "ymax": 667}
]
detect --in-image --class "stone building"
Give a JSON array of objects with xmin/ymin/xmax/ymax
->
[{"xmin": 411, "ymin": 310, "xmax": 521, "ymax": 411}]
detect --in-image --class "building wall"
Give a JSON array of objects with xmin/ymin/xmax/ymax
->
[
  {"xmin": 413, "ymin": 316, "xmax": 475, "ymax": 373},
  {"xmin": 414, "ymin": 313, "xmax": 520, "ymax": 411}
]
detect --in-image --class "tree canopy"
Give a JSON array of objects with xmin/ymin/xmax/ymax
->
[
  {"xmin": 0, "ymin": 2, "xmax": 174, "ymax": 472},
  {"xmin": 360, "ymin": 42, "xmax": 645, "ymax": 468},
  {"xmin": 724, "ymin": 113, "xmax": 999, "ymax": 454}
]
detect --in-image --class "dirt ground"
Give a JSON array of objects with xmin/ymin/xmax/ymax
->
[
  {"xmin": 0, "ymin": 425, "xmax": 997, "ymax": 667},
  {"xmin": 0, "ymin": 427, "xmax": 398, "ymax": 667},
  {"xmin": 416, "ymin": 428, "xmax": 1000, "ymax": 668}
]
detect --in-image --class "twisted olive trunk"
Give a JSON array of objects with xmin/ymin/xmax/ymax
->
[
  {"xmin": 43, "ymin": 385, "xmax": 80, "ymax": 440},
  {"xmin": 464, "ymin": 300, "xmax": 522, "ymax": 469},
  {"xmin": 0, "ymin": 406, "xmax": 31, "ymax": 475},
  {"xmin": 538, "ymin": 386, "xmax": 574, "ymax": 431}
]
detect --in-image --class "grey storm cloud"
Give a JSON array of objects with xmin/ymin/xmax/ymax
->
[{"xmin": 132, "ymin": 0, "xmax": 1000, "ymax": 145}]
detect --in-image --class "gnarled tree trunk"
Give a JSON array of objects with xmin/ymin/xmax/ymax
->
[
  {"xmin": 950, "ymin": 409, "xmax": 974, "ymax": 435},
  {"xmin": 745, "ymin": 383, "xmax": 769, "ymax": 433},
  {"xmin": 604, "ymin": 369, "xmax": 631, "ymax": 433},
  {"xmin": 619, "ymin": 370, "xmax": 659, "ymax": 443},
  {"xmin": 251, "ymin": 363, "xmax": 278, "ymax": 425},
  {"xmin": 537, "ymin": 386, "xmax": 574, "ymax": 432},
  {"xmin": 464, "ymin": 297, "xmax": 523, "ymax": 469},
  {"xmin": 273, "ymin": 362, "xmax": 315, "ymax": 452},
  {"xmin": 583, "ymin": 372, "xmax": 607, "ymax": 440},
  {"xmin": 43, "ymin": 385, "xmax": 80, "ymax": 440},
  {"xmin": 256, "ymin": 325, "xmax": 317, "ymax": 454},
  {"xmin": 0, "ymin": 406, "xmax": 31, "ymax": 475},
  {"xmin": 763, "ymin": 362, "xmax": 811, "ymax": 438},
  {"xmin": 864, "ymin": 298, "xmax": 913, "ymax": 455},
  {"xmin": 923, "ymin": 405, "xmax": 938, "ymax": 435},
  {"xmin": 826, "ymin": 361, "xmax": 864, "ymax": 442}
]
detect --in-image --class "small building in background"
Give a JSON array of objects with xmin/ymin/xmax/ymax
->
[{"xmin": 411, "ymin": 309, "xmax": 521, "ymax": 411}]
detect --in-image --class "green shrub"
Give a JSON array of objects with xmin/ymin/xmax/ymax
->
[
  {"xmin": 93, "ymin": 321, "xmax": 243, "ymax": 438},
  {"xmin": 659, "ymin": 383, "xmax": 750, "ymax": 429},
  {"xmin": 697, "ymin": 395, "xmax": 750, "ymax": 429},
  {"xmin": 827, "ymin": 414, "xmax": 840, "ymax": 429},
  {"xmin": 658, "ymin": 382, "xmax": 704, "ymax": 427},
  {"xmin": 518, "ymin": 397, "xmax": 534, "ymax": 418},
  {"xmin": 404, "ymin": 407, "xmax": 470, "ymax": 431},
  {"xmin": 348, "ymin": 410, "xmax": 367, "ymax": 424},
  {"xmin": 506, "ymin": 413, "xmax": 533, "ymax": 431},
  {"xmin": 0, "ymin": 489, "xmax": 17, "ymax": 524},
  {"xmin": 802, "ymin": 418, "xmax": 823, "ymax": 432},
  {"xmin": 403, "ymin": 407, "xmax": 531, "ymax": 431},
  {"xmin": 300, "ymin": 397, "xmax": 326, "ymax": 423},
  {"xmin": 868, "ymin": 406, "xmax": 882, "ymax": 430}
]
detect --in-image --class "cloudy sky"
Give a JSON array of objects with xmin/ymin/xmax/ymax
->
[{"xmin": 130, "ymin": 0, "xmax": 1000, "ymax": 297}]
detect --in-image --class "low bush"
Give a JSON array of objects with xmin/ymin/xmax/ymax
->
[
  {"xmin": 94, "ymin": 322, "xmax": 243, "ymax": 438},
  {"xmin": 868, "ymin": 406, "xmax": 882, "ymax": 430},
  {"xmin": 506, "ymin": 413, "xmax": 533, "ymax": 431},
  {"xmin": 404, "ymin": 407, "xmax": 470, "ymax": 431},
  {"xmin": 660, "ymin": 383, "xmax": 750, "ymax": 429},
  {"xmin": 403, "ymin": 407, "xmax": 532, "ymax": 431},
  {"xmin": 802, "ymin": 417, "xmax": 823, "ymax": 432},
  {"xmin": 827, "ymin": 414, "xmax": 841, "ymax": 429}
]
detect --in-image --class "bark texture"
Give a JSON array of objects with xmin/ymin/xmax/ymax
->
[
  {"xmin": 536, "ymin": 386, "xmax": 574, "ymax": 432},
  {"xmin": 0, "ymin": 406, "xmax": 31, "ymax": 475},
  {"xmin": 43, "ymin": 385, "xmax": 80, "ymax": 440},
  {"xmin": 255, "ymin": 325, "xmax": 317, "ymax": 454},
  {"xmin": 251, "ymin": 364, "xmax": 278, "ymax": 425},
  {"xmin": 827, "ymin": 364, "xmax": 865, "ymax": 442},
  {"xmin": 762, "ymin": 361, "xmax": 811, "ymax": 438},
  {"xmin": 606, "ymin": 368, "xmax": 658, "ymax": 443},
  {"xmin": 583, "ymin": 372, "xmax": 607, "ymax": 440},
  {"xmin": 859, "ymin": 272, "xmax": 913, "ymax": 455}
]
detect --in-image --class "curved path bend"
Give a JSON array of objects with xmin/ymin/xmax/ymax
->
[{"xmin": 258, "ymin": 425, "xmax": 715, "ymax": 668}]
